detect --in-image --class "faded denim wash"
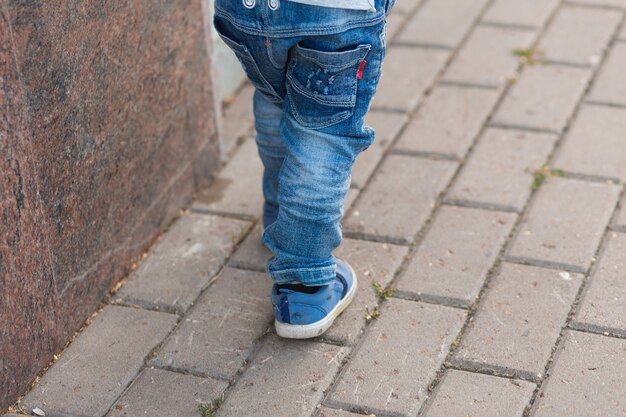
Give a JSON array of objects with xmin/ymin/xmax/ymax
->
[{"xmin": 214, "ymin": 0, "xmax": 394, "ymax": 286}]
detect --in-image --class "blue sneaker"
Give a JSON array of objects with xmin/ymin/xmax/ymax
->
[{"xmin": 271, "ymin": 259, "xmax": 357, "ymax": 339}]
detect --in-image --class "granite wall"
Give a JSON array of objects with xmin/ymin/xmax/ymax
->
[{"xmin": 0, "ymin": 0, "xmax": 220, "ymax": 410}]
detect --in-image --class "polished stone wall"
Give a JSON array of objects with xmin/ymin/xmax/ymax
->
[{"xmin": 0, "ymin": 0, "xmax": 219, "ymax": 410}]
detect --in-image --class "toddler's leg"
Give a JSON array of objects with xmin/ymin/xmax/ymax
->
[
  {"xmin": 253, "ymin": 90, "xmax": 285, "ymax": 229},
  {"xmin": 263, "ymin": 22, "xmax": 386, "ymax": 287}
]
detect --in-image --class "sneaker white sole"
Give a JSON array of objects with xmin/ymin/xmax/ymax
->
[{"xmin": 274, "ymin": 263, "xmax": 358, "ymax": 339}]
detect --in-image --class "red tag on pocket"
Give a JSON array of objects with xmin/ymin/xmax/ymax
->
[{"xmin": 357, "ymin": 60, "xmax": 367, "ymax": 80}]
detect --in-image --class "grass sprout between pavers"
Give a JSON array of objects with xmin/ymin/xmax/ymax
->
[
  {"xmin": 512, "ymin": 48, "xmax": 546, "ymax": 66},
  {"xmin": 198, "ymin": 396, "xmax": 224, "ymax": 417},
  {"xmin": 530, "ymin": 165, "xmax": 564, "ymax": 191},
  {"xmin": 372, "ymin": 281, "xmax": 396, "ymax": 301}
]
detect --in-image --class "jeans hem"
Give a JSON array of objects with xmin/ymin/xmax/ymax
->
[{"xmin": 268, "ymin": 265, "xmax": 336, "ymax": 286}]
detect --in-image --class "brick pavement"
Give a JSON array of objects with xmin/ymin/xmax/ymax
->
[{"xmin": 9, "ymin": 0, "xmax": 626, "ymax": 416}]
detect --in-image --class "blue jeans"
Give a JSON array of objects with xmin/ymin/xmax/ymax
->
[{"xmin": 214, "ymin": 0, "xmax": 393, "ymax": 286}]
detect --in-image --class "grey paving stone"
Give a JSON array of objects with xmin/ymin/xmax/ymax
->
[
  {"xmin": 492, "ymin": 64, "xmax": 591, "ymax": 133},
  {"xmin": 620, "ymin": 22, "xmax": 626, "ymax": 39},
  {"xmin": 538, "ymin": 5, "xmax": 621, "ymax": 66},
  {"xmin": 423, "ymin": 370, "xmax": 535, "ymax": 417},
  {"xmin": 193, "ymin": 139, "xmax": 264, "ymax": 217},
  {"xmin": 573, "ymin": 232, "xmax": 626, "ymax": 335},
  {"xmin": 396, "ymin": 206, "xmax": 516, "ymax": 306},
  {"xmin": 315, "ymin": 407, "xmax": 364, "ymax": 417},
  {"xmin": 588, "ymin": 43, "xmax": 626, "ymax": 107},
  {"xmin": 220, "ymin": 83, "xmax": 255, "ymax": 160},
  {"xmin": 372, "ymin": 46, "xmax": 450, "ymax": 112},
  {"xmin": 344, "ymin": 154, "xmax": 458, "ymax": 243},
  {"xmin": 22, "ymin": 306, "xmax": 178, "ymax": 417},
  {"xmin": 532, "ymin": 331, "xmax": 626, "ymax": 417},
  {"xmin": 317, "ymin": 408, "xmax": 367, "ymax": 417},
  {"xmin": 574, "ymin": 0, "xmax": 626, "ymax": 8},
  {"xmin": 482, "ymin": 0, "xmax": 560, "ymax": 28},
  {"xmin": 391, "ymin": 0, "xmax": 423, "ymax": 14},
  {"xmin": 553, "ymin": 105, "xmax": 626, "ymax": 181},
  {"xmin": 216, "ymin": 336, "xmax": 349, "ymax": 417},
  {"xmin": 453, "ymin": 263, "xmax": 582, "ymax": 381},
  {"xmin": 614, "ymin": 194, "xmax": 626, "ymax": 229},
  {"xmin": 446, "ymin": 128, "xmax": 558, "ymax": 212},
  {"xmin": 444, "ymin": 25, "xmax": 535, "ymax": 88},
  {"xmin": 321, "ymin": 239, "xmax": 409, "ymax": 344},
  {"xmin": 107, "ymin": 368, "xmax": 228, "ymax": 417},
  {"xmin": 394, "ymin": 85, "xmax": 499, "ymax": 159},
  {"xmin": 329, "ymin": 299, "xmax": 466, "ymax": 416},
  {"xmin": 151, "ymin": 267, "xmax": 273, "ymax": 380},
  {"xmin": 353, "ymin": 111, "xmax": 408, "ymax": 189},
  {"xmin": 116, "ymin": 213, "xmax": 252, "ymax": 313},
  {"xmin": 385, "ymin": 12, "xmax": 407, "ymax": 41},
  {"xmin": 397, "ymin": 0, "xmax": 489, "ymax": 48},
  {"xmin": 229, "ymin": 223, "xmax": 269, "ymax": 271},
  {"xmin": 507, "ymin": 177, "xmax": 620, "ymax": 272},
  {"xmin": 344, "ymin": 188, "xmax": 360, "ymax": 213}
]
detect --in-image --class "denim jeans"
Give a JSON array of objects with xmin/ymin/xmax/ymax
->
[{"xmin": 214, "ymin": 0, "xmax": 393, "ymax": 286}]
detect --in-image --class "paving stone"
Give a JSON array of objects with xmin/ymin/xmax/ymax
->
[
  {"xmin": 492, "ymin": 64, "xmax": 591, "ymax": 133},
  {"xmin": 482, "ymin": 0, "xmax": 560, "ymax": 27},
  {"xmin": 372, "ymin": 46, "xmax": 450, "ymax": 112},
  {"xmin": 573, "ymin": 232, "xmax": 626, "ymax": 335},
  {"xmin": 21, "ymin": 306, "xmax": 178, "ymax": 417},
  {"xmin": 220, "ymin": 83, "xmax": 255, "ymax": 160},
  {"xmin": 151, "ymin": 267, "xmax": 273, "ymax": 380},
  {"xmin": 344, "ymin": 154, "xmax": 458, "ymax": 243},
  {"xmin": 444, "ymin": 25, "xmax": 535, "ymax": 88},
  {"xmin": 353, "ymin": 111, "xmax": 408, "ymax": 189},
  {"xmin": 385, "ymin": 12, "xmax": 407, "ymax": 41},
  {"xmin": 553, "ymin": 105, "xmax": 626, "ymax": 181},
  {"xmin": 107, "ymin": 368, "xmax": 228, "ymax": 417},
  {"xmin": 575, "ymin": 0, "xmax": 626, "ymax": 8},
  {"xmin": 216, "ymin": 336, "xmax": 349, "ymax": 417},
  {"xmin": 329, "ymin": 299, "xmax": 466, "ymax": 416},
  {"xmin": 395, "ymin": 85, "xmax": 499, "ymax": 159},
  {"xmin": 423, "ymin": 370, "xmax": 535, "ymax": 417},
  {"xmin": 344, "ymin": 188, "xmax": 360, "ymax": 213},
  {"xmin": 532, "ymin": 331, "xmax": 626, "ymax": 417},
  {"xmin": 507, "ymin": 177, "xmax": 620, "ymax": 272},
  {"xmin": 116, "ymin": 213, "xmax": 252, "ymax": 313},
  {"xmin": 321, "ymin": 239, "xmax": 409, "ymax": 344},
  {"xmin": 453, "ymin": 263, "xmax": 582, "ymax": 381},
  {"xmin": 538, "ymin": 6, "xmax": 621, "ymax": 66},
  {"xmin": 193, "ymin": 139, "xmax": 264, "ymax": 217},
  {"xmin": 446, "ymin": 128, "xmax": 557, "ymax": 212},
  {"xmin": 391, "ymin": 0, "xmax": 423, "ymax": 14},
  {"xmin": 318, "ymin": 408, "xmax": 367, "ymax": 417},
  {"xmin": 620, "ymin": 23, "xmax": 626, "ymax": 39},
  {"xmin": 613, "ymin": 194, "xmax": 626, "ymax": 229},
  {"xmin": 229, "ymin": 223, "xmax": 270, "ymax": 271},
  {"xmin": 396, "ymin": 206, "xmax": 516, "ymax": 306},
  {"xmin": 588, "ymin": 43, "xmax": 626, "ymax": 107},
  {"xmin": 397, "ymin": 0, "xmax": 489, "ymax": 48}
]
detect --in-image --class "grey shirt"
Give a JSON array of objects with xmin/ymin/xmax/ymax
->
[{"xmin": 286, "ymin": 0, "xmax": 375, "ymax": 11}]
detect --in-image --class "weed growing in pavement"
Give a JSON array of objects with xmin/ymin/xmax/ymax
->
[
  {"xmin": 530, "ymin": 165, "xmax": 564, "ymax": 191},
  {"xmin": 512, "ymin": 48, "xmax": 546, "ymax": 65},
  {"xmin": 198, "ymin": 397, "xmax": 224, "ymax": 417},
  {"xmin": 372, "ymin": 281, "xmax": 396, "ymax": 301}
]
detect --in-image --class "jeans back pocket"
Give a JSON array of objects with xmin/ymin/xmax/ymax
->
[
  {"xmin": 214, "ymin": 17, "xmax": 282, "ymax": 104},
  {"xmin": 286, "ymin": 43, "xmax": 371, "ymax": 129}
]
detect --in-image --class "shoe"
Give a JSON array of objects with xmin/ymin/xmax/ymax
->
[{"xmin": 271, "ymin": 258, "xmax": 357, "ymax": 339}]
